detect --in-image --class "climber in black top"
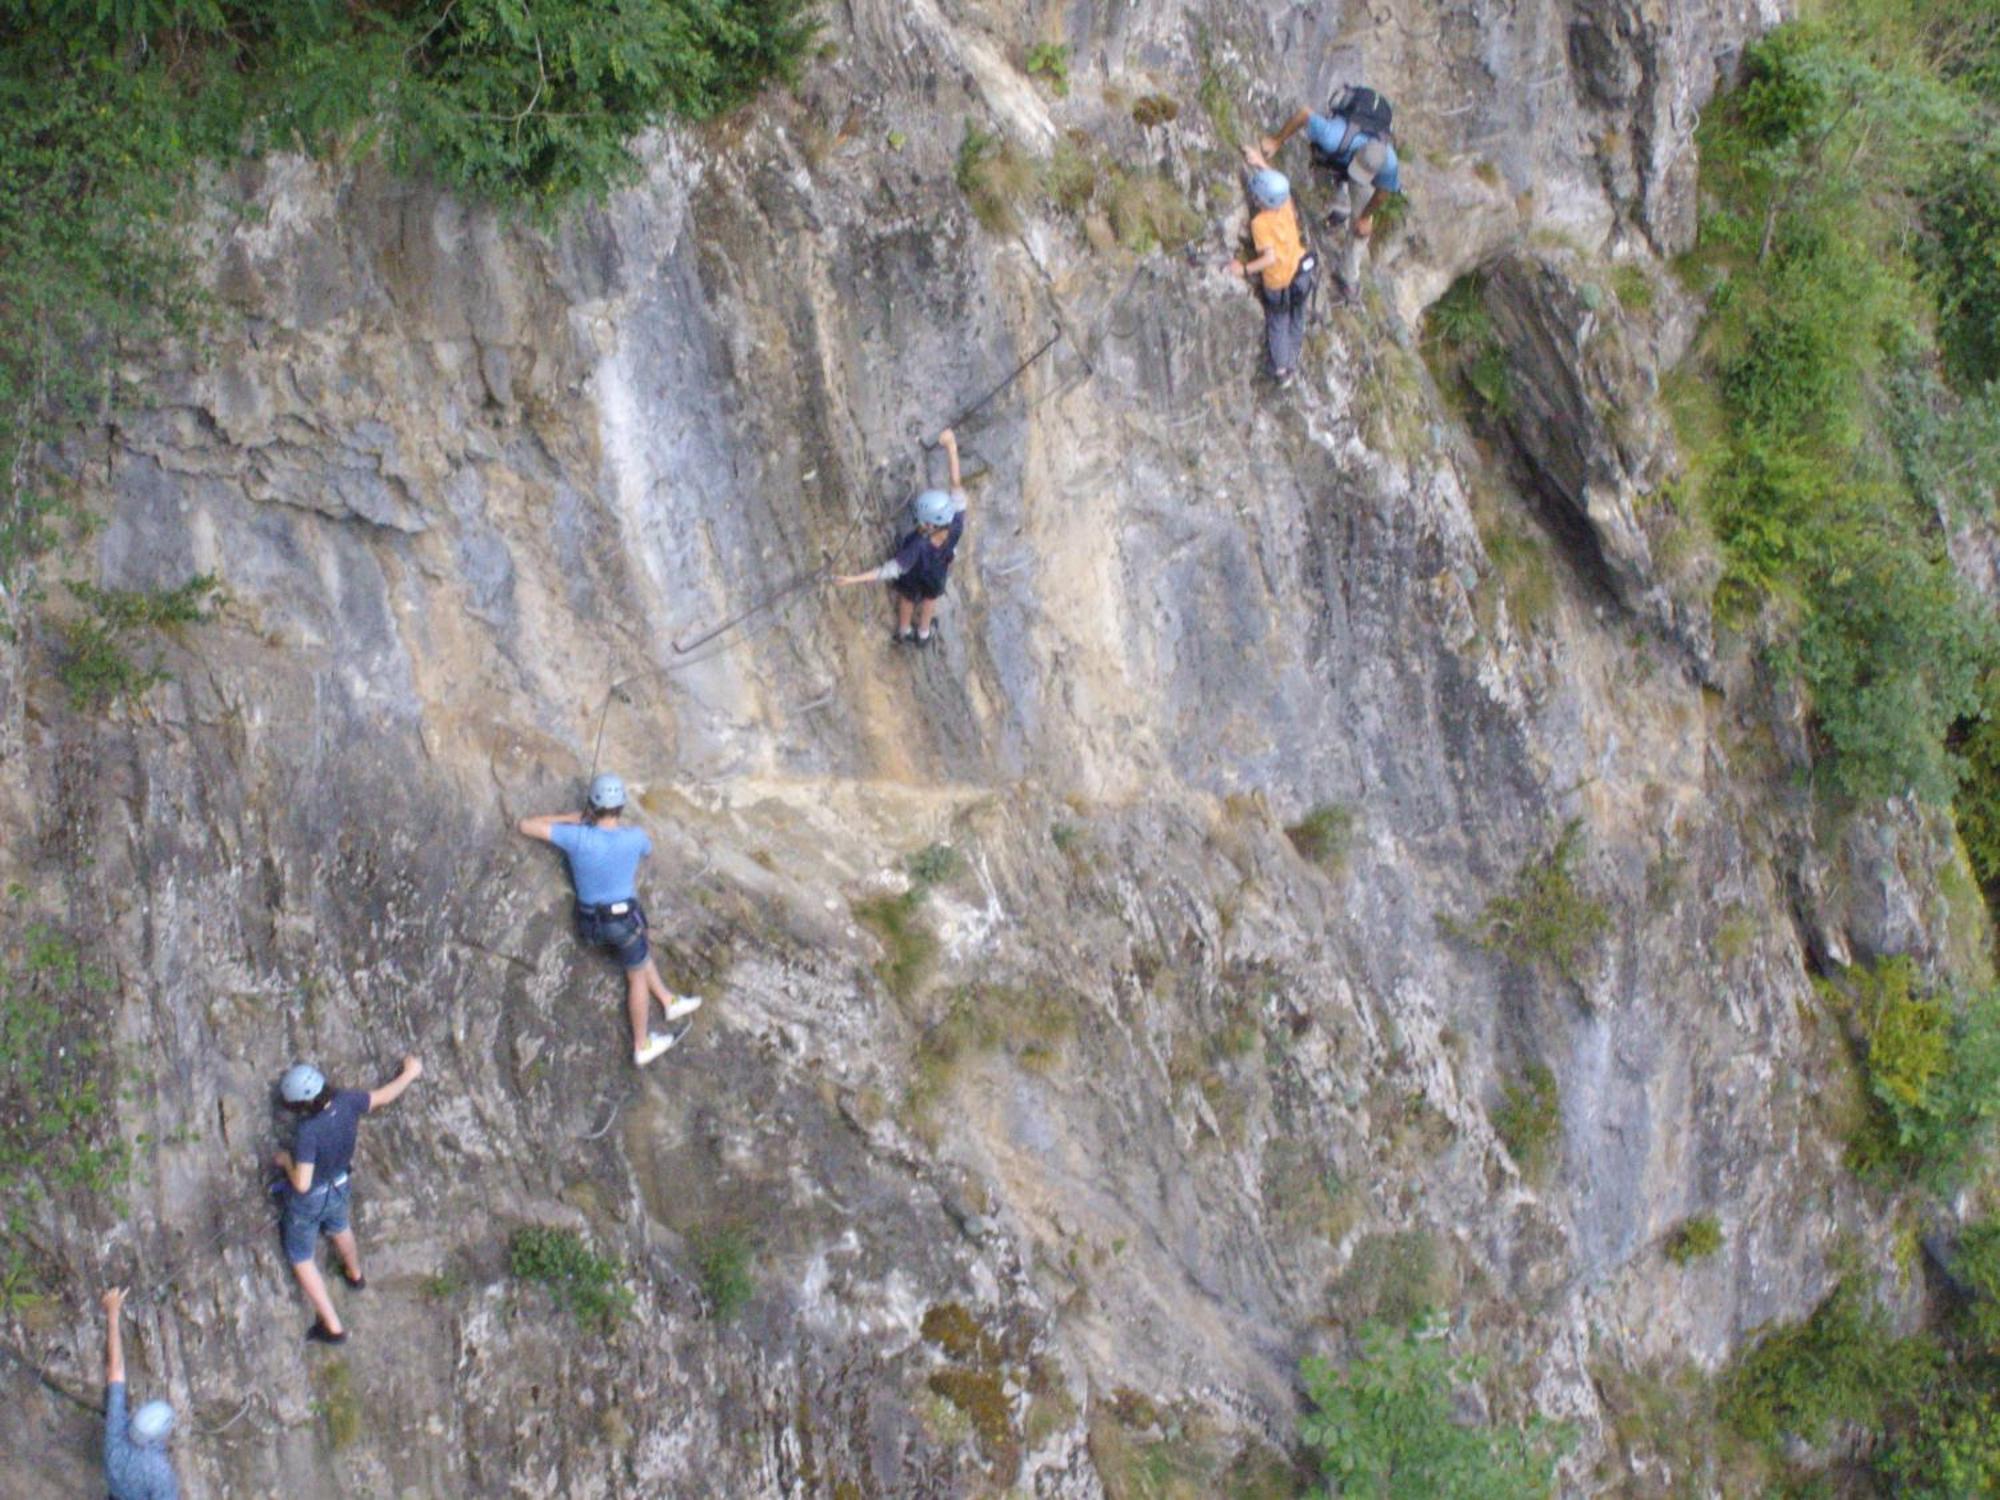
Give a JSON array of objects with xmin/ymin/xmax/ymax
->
[{"xmin": 833, "ymin": 428, "xmax": 968, "ymax": 648}]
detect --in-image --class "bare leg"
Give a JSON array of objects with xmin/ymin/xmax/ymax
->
[
  {"xmin": 329, "ymin": 1229, "xmax": 362, "ymax": 1283},
  {"xmin": 895, "ymin": 594, "xmax": 915, "ymax": 634},
  {"xmin": 915, "ymin": 597, "xmax": 939, "ymax": 634},
  {"xmin": 290, "ymin": 1259, "xmax": 343, "ymax": 1334},
  {"xmin": 625, "ymin": 967, "xmax": 652, "ymax": 1052},
  {"xmin": 642, "ymin": 957, "xmax": 677, "ymax": 1012}
]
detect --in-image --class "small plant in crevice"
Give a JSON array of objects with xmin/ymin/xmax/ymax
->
[
  {"xmin": 1423, "ymin": 273, "xmax": 1515, "ymax": 417},
  {"xmin": 692, "ymin": 1226, "xmax": 755, "ymax": 1321},
  {"xmin": 853, "ymin": 889, "xmax": 938, "ymax": 1003},
  {"xmin": 55, "ymin": 574, "xmax": 220, "ymax": 710},
  {"xmin": 1665, "ymin": 1215, "xmax": 1725, "ymax": 1265},
  {"xmin": 1492, "ymin": 1063, "xmax": 1561, "ymax": 1181},
  {"xmin": 1131, "ymin": 93, "xmax": 1179, "ymax": 128},
  {"xmin": 907, "ymin": 842, "xmax": 964, "ymax": 889},
  {"xmin": 1454, "ymin": 821, "xmax": 1611, "ymax": 987},
  {"xmin": 1285, "ymin": 803, "xmax": 1355, "ymax": 874},
  {"xmin": 956, "ymin": 119, "xmax": 1035, "ymax": 235},
  {"xmin": 507, "ymin": 1225, "xmax": 633, "ymax": 1335},
  {"xmin": 1024, "ymin": 42, "xmax": 1070, "ymax": 96}
]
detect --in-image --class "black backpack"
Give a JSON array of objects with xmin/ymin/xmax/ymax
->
[{"xmin": 1312, "ymin": 85, "xmax": 1394, "ymax": 175}]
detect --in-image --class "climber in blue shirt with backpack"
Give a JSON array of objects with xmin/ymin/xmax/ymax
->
[{"xmin": 1258, "ymin": 85, "xmax": 1403, "ymax": 305}]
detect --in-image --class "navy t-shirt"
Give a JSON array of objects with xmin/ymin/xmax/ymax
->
[
  {"xmin": 890, "ymin": 510, "xmax": 965, "ymax": 594},
  {"xmin": 294, "ymin": 1088, "xmax": 370, "ymax": 1181}
]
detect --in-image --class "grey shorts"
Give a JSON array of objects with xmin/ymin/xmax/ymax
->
[{"xmin": 280, "ymin": 1176, "xmax": 351, "ymax": 1263}]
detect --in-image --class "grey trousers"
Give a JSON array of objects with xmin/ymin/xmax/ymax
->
[
  {"xmin": 1260, "ymin": 257, "xmax": 1317, "ymax": 377},
  {"xmin": 1325, "ymin": 178, "xmax": 1367, "ymax": 287}
]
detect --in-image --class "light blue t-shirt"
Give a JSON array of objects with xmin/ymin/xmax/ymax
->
[
  {"xmin": 105, "ymin": 1383, "xmax": 179, "ymax": 1500},
  {"xmin": 549, "ymin": 821, "xmax": 652, "ymax": 906},
  {"xmin": 1305, "ymin": 112, "xmax": 1402, "ymax": 193}
]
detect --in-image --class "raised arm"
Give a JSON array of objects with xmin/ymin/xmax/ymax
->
[
  {"xmin": 368, "ymin": 1054, "xmax": 424, "ymax": 1112},
  {"xmin": 516, "ymin": 812, "xmax": 582, "ymax": 843},
  {"xmin": 939, "ymin": 428, "xmax": 961, "ymax": 492},
  {"xmin": 102, "ymin": 1287, "xmax": 126, "ymax": 1387},
  {"xmin": 1258, "ymin": 107, "xmax": 1312, "ymax": 159}
]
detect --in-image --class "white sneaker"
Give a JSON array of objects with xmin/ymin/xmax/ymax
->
[
  {"xmin": 634, "ymin": 1031, "xmax": 680, "ymax": 1067},
  {"xmin": 663, "ymin": 994, "xmax": 704, "ymax": 1022}
]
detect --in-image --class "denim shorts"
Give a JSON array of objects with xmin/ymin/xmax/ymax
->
[
  {"xmin": 280, "ymin": 1176, "xmax": 352, "ymax": 1264},
  {"xmin": 577, "ymin": 898, "xmax": 649, "ymax": 969}
]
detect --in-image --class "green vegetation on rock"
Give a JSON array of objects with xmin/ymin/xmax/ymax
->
[
  {"xmin": 1680, "ymin": 0, "xmax": 2000, "ymax": 812},
  {"xmin": 1664, "ymin": 1215, "xmax": 1724, "ymax": 1265},
  {"xmin": 1824, "ymin": 956, "xmax": 2000, "ymax": 1188},
  {"xmin": 1284, "ymin": 803, "xmax": 1354, "ymax": 873},
  {"xmin": 1301, "ymin": 1320, "xmax": 1571, "ymax": 1499},
  {"xmin": 692, "ymin": 1226, "xmax": 755, "ymax": 1320},
  {"xmin": 1491, "ymin": 1063, "xmax": 1561, "ymax": 1182},
  {"xmin": 1458, "ymin": 820, "xmax": 1610, "ymax": 985},
  {"xmin": 508, "ymin": 1225, "xmax": 633, "ymax": 1334}
]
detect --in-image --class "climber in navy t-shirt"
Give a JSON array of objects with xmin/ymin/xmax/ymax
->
[
  {"xmin": 518, "ymin": 772, "xmax": 703, "ymax": 1067},
  {"xmin": 271, "ymin": 1054, "xmax": 423, "ymax": 1344},
  {"xmin": 834, "ymin": 427, "xmax": 969, "ymax": 648}
]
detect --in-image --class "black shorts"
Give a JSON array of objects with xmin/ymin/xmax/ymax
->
[
  {"xmin": 890, "ymin": 573, "xmax": 948, "ymax": 603},
  {"xmin": 576, "ymin": 899, "xmax": 649, "ymax": 969}
]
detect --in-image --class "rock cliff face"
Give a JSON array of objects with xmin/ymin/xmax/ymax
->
[{"xmin": 6, "ymin": 0, "xmax": 1984, "ymax": 1493}]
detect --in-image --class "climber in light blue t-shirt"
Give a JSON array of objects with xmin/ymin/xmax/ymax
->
[
  {"xmin": 101, "ymin": 1287, "xmax": 178, "ymax": 1500},
  {"xmin": 1258, "ymin": 86, "xmax": 1406, "ymax": 298},
  {"xmin": 517, "ymin": 772, "xmax": 703, "ymax": 1068}
]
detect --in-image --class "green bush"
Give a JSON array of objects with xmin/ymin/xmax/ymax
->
[
  {"xmin": 692, "ymin": 1226, "xmax": 754, "ymax": 1320},
  {"xmin": 1492, "ymin": 1064, "xmax": 1561, "ymax": 1182},
  {"xmin": 1285, "ymin": 803, "xmax": 1354, "ymax": 873},
  {"xmin": 1922, "ymin": 147, "xmax": 2000, "ymax": 390},
  {"xmin": 1300, "ymin": 1321, "xmax": 1571, "ymax": 1499},
  {"xmin": 1719, "ymin": 1278, "xmax": 1934, "ymax": 1449},
  {"xmin": 906, "ymin": 843, "xmax": 963, "ymax": 888},
  {"xmin": 1665, "ymin": 1216, "xmax": 1724, "ymax": 1265},
  {"xmin": 1463, "ymin": 821, "xmax": 1611, "ymax": 985},
  {"xmin": 55, "ymin": 575, "xmax": 220, "ymax": 709},
  {"xmin": 507, "ymin": 1225, "xmax": 633, "ymax": 1335},
  {"xmin": 1950, "ymin": 1218, "xmax": 2000, "ymax": 1350},
  {"xmin": 1959, "ymin": 671, "xmax": 2000, "ymax": 902},
  {"xmin": 1833, "ymin": 959, "xmax": 2000, "ymax": 1188}
]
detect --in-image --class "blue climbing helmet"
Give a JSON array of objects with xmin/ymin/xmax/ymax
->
[
  {"xmin": 913, "ymin": 489, "xmax": 956, "ymax": 529},
  {"xmin": 1250, "ymin": 169, "xmax": 1291, "ymax": 209},
  {"xmin": 588, "ymin": 773, "xmax": 626, "ymax": 811},
  {"xmin": 132, "ymin": 1400, "xmax": 176, "ymax": 1446},
  {"xmin": 279, "ymin": 1064, "xmax": 325, "ymax": 1105}
]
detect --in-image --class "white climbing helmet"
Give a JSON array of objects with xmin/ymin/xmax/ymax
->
[
  {"xmin": 1250, "ymin": 169, "xmax": 1291, "ymax": 209},
  {"xmin": 913, "ymin": 490, "xmax": 955, "ymax": 529},
  {"xmin": 279, "ymin": 1064, "xmax": 325, "ymax": 1105},
  {"xmin": 132, "ymin": 1400, "xmax": 176, "ymax": 1445}
]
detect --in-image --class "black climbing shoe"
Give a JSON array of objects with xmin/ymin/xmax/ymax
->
[
  {"xmin": 1326, "ymin": 278, "xmax": 1359, "ymax": 309},
  {"xmin": 891, "ymin": 629, "xmax": 915, "ymax": 647},
  {"xmin": 1273, "ymin": 368, "xmax": 1295, "ymax": 388},
  {"xmin": 306, "ymin": 1321, "xmax": 348, "ymax": 1345},
  {"xmin": 340, "ymin": 1271, "xmax": 367, "ymax": 1291},
  {"xmin": 914, "ymin": 630, "xmax": 935, "ymax": 649}
]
